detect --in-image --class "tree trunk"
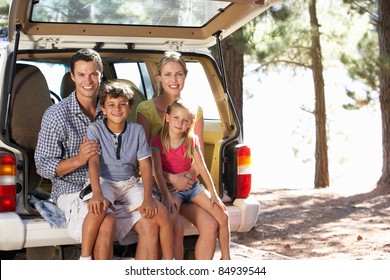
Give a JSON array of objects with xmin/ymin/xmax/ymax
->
[
  {"xmin": 377, "ymin": 0, "xmax": 390, "ymax": 189},
  {"xmin": 221, "ymin": 28, "xmax": 244, "ymax": 133},
  {"xmin": 309, "ymin": 0, "xmax": 329, "ymax": 188}
]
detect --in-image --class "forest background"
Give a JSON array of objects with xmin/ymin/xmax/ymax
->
[{"xmin": 219, "ymin": 0, "xmax": 385, "ymax": 192}]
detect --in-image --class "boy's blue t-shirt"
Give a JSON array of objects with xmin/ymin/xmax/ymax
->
[{"xmin": 86, "ymin": 119, "xmax": 151, "ymax": 181}]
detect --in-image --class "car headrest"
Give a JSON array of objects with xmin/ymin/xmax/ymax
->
[
  {"xmin": 109, "ymin": 79, "xmax": 146, "ymax": 122},
  {"xmin": 60, "ymin": 72, "xmax": 75, "ymax": 99},
  {"xmin": 10, "ymin": 64, "xmax": 53, "ymax": 193}
]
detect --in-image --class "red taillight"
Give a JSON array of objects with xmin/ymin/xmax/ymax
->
[
  {"xmin": 0, "ymin": 153, "xmax": 17, "ymax": 212},
  {"xmin": 237, "ymin": 145, "xmax": 251, "ymax": 198}
]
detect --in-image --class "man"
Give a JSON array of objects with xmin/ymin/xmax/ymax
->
[{"xmin": 35, "ymin": 49, "xmax": 159, "ymax": 259}]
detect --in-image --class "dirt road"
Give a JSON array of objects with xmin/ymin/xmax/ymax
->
[{"xmin": 231, "ymin": 184, "xmax": 390, "ymax": 259}]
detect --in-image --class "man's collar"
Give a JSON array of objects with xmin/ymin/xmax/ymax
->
[{"xmin": 69, "ymin": 91, "xmax": 102, "ymax": 119}]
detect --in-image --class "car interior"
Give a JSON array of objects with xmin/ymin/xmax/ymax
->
[
  {"xmin": 5, "ymin": 49, "xmax": 228, "ymax": 217},
  {"xmin": 9, "ymin": 64, "xmax": 53, "ymax": 197}
]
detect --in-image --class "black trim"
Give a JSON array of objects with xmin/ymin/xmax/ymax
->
[
  {"xmin": 103, "ymin": 119, "xmax": 127, "ymax": 160},
  {"xmin": 3, "ymin": 24, "xmax": 21, "ymax": 137}
]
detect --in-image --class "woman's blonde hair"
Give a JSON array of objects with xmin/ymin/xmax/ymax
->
[
  {"xmin": 156, "ymin": 51, "xmax": 188, "ymax": 96},
  {"xmin": 160, "ymin": 98, "xmax": 196, "ymax": 159}
]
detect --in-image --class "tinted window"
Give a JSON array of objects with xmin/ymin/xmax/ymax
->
[{"xmin": 31, "ymin": 0, "xmax": 229, "ymax": 27}]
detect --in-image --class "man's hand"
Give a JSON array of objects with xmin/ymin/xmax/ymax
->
[{"xmin": 78, "ymin": 136, "xmax": 100, "ymax": 165}]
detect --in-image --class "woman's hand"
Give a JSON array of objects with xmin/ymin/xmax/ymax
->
[{"xmin": 168, "ymin": 171, "xmax": 193, "ymax": 192}]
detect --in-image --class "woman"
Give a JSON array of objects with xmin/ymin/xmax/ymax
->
[{"xmin": 136, "ymin": 51, "xmax": 219, "ymax": 260}]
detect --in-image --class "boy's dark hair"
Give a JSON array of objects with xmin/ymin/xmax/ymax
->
[
  {"xmin": 70, "ymin": 49, "xmax": 103, "ymax": 74},
  {"xmin": 99, "ymin": 80, "xmax": 134, "ymax": 107}
]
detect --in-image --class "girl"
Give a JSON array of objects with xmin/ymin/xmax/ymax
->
[{"xmin": 151, "ymin": 98, "xmax": 231, "ymax": 260}]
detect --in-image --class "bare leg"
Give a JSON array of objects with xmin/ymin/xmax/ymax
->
[
  {"xmin": 92, "ymin": 213, "xmax": 116, "ymax": 260},
  {"xmin": 168, "ymin": 199, "xmax": 184, "ymax": 260},
  {"xmin": 152, "ymin": 201, "xmax": 174, "ymax": 259},
  {"xmin": 81, "ymin": 212, "xmax": 106, "ymax": 258},
  {"xmin": 173, "ymin": 215, "xmax": 184, "ymax": 260},
  {"xmin": 133, "ymin": 217, "xmax": 159, "ymax": 260},
  {"xmin": 191, "ymin": 191, "xmax": 231, "ymax": 259},
  {"xmin": 180, "ymin": 203, "xmax": 218, "ymax": 260}
]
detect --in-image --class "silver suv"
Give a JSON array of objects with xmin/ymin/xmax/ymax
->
[{"xmin": 0, "ymin": 0, "xmax": 277, "ymax": 259}]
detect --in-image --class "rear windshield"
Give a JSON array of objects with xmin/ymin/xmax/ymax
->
[{"xmin": 31, "ymin": 0, "xmax": 230, "ymax": 27}]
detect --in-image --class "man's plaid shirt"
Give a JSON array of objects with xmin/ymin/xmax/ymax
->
[{"xmin": 35, "ymin": 92, "xmax": 102, "ymax": 204}]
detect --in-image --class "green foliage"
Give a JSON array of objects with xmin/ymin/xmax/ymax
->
[
  {"xmin": 340, "ymin": 0, "xmax": 379, "ymax": 110},
  {"xmin": 243, "ymin": 1, "xmax": 316, "ymax": 72},
  {"xmin": 340, "ymin": 31, "xmax": 379, "ymax": 90},
  {"xmin": 0, "ymin": 0, "xmax": 9, "ymax": 27},
  {"xmin": 343, "ymin": 0, "xmax": 377, "ymax": 17},
  {"xmin": 343, "ymin": 90, "xmax": 372, "ymax": 110},
  {"xmin": 245, "ymin": 0, "xmax": 376, "ymax": 110},
  {"xmin": 0, "ymin": 0, "xmax": 8, "ymax": 14}
]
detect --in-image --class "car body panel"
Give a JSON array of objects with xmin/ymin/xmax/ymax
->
[{"xmin": 8, "ymin": 0, "xmax": 279, "ymax": 50}]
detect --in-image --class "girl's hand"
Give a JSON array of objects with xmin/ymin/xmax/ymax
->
[
  {"xmin": 165, "ymin": 195, "xmax": 180, "ymax": 214},
  {"xmin": 87, "ymin": 193, "xmax": 109, "ymax": 216},
  {"xmin": 140, "ymin": 198, "xmax": 158, "ymax": 219},
  {"xmin": 210, "ymin": 194, "xmax": 227, "ymax": 212}
]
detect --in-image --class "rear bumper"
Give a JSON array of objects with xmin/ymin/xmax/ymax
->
[
  {"xmin": 0, "ymin": 212, "xmax": 25, "ymax": 250},
  {"xmin": 0, "ymin": 196, "xmax": 259, "ymax": 251},
  {"xmin": 0, "ymin": 212, "xmax": 75, "ymax": 251},
  {"xmin": 232, "ymin": 196, "xmax": 260, "ymax": 232},
  {"xmin": 183, "ymin": 196, "xmax": 260, "ymax": 236}
]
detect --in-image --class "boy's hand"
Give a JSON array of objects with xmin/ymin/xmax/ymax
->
[
  {"xmin": 88, "ymin": 193, "xmax": 109, "ymax": 216},
  {"xmin": 140, "ymin": 198, "xmax": 158, "ymax": 219}
]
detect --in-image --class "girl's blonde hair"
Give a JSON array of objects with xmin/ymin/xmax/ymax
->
[
  {"xmin": 160, "ymin": 98, "xmax": 196, "ymax": 159},
  {"xmin": 156, "ymin": 51, "xmax": 188, "ymax": 96}
]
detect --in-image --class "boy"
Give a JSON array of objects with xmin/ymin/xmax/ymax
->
[{"xmin": 81, "ymin": 80, "xmax": 173, "ymax": 260}]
